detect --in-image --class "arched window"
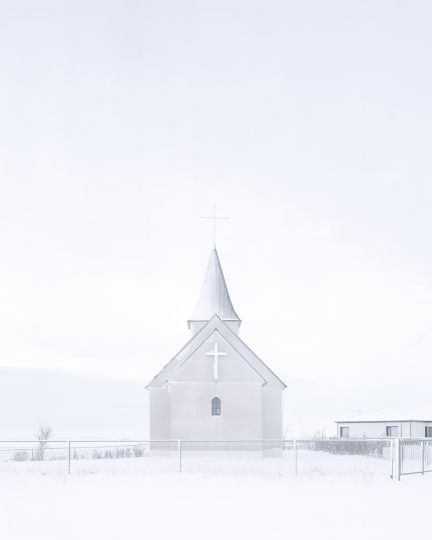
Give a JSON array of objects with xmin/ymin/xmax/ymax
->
[{"xmin": 211, "ymin": 397, "xmax": 221, "ymax": 416}]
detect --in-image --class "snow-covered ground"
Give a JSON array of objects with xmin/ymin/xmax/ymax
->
[{"xmin": 0, "ymin": 456, "xmax": 430, "ymax": 540}]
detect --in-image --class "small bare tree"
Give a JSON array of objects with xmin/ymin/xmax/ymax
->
[{"xmin": 34, "ymin": 426, "xmax": 53, "ymax": 461}]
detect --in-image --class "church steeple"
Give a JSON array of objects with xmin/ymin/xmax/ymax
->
[{"xmin": 188, "ymin": 248, "xmax": 241, "ymax": 335}]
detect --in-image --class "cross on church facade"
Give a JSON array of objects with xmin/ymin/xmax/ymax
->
[
  {"xmin": 205, "ymin": 342, "xmax": 227, "ymax": 380},
  {"xmin": 201, "ymin": 204, "xmax": 229, "ymax": 247}
]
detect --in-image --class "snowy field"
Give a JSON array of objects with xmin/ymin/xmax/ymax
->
[{"xmin": 0, "ymin": 455, "xmax": 430, "ymax": 540}]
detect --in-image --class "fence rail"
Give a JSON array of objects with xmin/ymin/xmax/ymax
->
[
  {"xmin": 0, "ymin": 438, "xmax": 429, "ymax": 480},
  {"xmin": 0, "ymin": 439, "xmax": 404, "ymax": 478}
]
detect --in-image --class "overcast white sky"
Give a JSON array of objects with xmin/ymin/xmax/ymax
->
[{"xmin": 1, "ymin": 0, "xmax": 432, "ymax": 419}]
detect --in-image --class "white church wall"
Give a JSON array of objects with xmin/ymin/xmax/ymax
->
[
  {"xmin": 169, "ymin": 382, "xmax": 263, "ymax": 440},
  {"xmin": 149, "ymin": 388, "xmax": 171, "ymax": 440},
  {"xmin": 262, "ymin": 387, "xmax": 283, "ymax": 440}
]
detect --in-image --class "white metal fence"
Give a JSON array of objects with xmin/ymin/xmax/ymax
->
[
  {"xmin": 395, "ymin": 438, "xmax": 432, "ymax": 479},
  {"xmin": 0, "ymin": 438, "xmax": 403, "ymax": 478},
  {"xmin": 2, "ymin": 438, "xmax": 431, "ymax": 479}
]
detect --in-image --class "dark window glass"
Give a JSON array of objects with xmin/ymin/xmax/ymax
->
[
  {"xmin": 339, "ymin": 427, "xmax": 349, "ymax": 438},
  {"xmin": 212, "ymin": 397, "xmax": 221, "ymax": 416},
  {"xmin": 386, "ymin": 426, "xmax": 399, "ymax": 437}
]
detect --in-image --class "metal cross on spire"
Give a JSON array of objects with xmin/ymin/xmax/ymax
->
[{"xmin": 201, "ymin": 204, "xmax": 230, "ymax": 247}]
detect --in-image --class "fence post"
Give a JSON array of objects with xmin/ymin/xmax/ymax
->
[
  {"xmin": 390, "ymin": 438, "xmax": 394, "ymax": 479},
  {"xmin": 178, "ymin": 440, "xmax": 182, "ymax": 473},
  {"xmin": 294, "ymin": 440, "xmax": 298, "ymax": 477},
  {"xmin": 67, "ymin": 441, "xmax": 71, "ymax": 475},
  {"xmin": 394, "ymin": 438, "xmax": 401, "ymax": 481},
  {"xmin": 422, "ymin": 440, "xmax": 425, "ymax": 475}
]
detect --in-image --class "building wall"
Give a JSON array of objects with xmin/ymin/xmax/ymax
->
[
  {"xmin": 337, "ymin": 421, "xmax": 432, "ymax": 438},
  {"xmin": 262, "ymin": 387, "xmax": 283, "ymax": 440},
  {"xmin": 168, "ymin": 382, "xmax": 263, "ymax": 440},
  {"xmin": 148, "ymin": 388, "xmax": 171, "ymax": 440},
  {"xmin": 149, "ymin": 381, "xmax": 284, "ymax": 441},
  {"xmin": 411, "ymin": 422, "xmax": 432, "ymax": 437}
]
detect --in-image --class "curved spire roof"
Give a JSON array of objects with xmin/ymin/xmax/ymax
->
[{"xmin": 189, "ymin": 248, "xmax": 240, "ymax": 323}]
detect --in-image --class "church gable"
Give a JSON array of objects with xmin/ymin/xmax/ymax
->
[
  {"xmin": 147, "ymin": 315, "xmax": 285, "ymax": 389},
  {"xmin": 169, "ymin": 330, "xmax": 265, "ymax": 384}
]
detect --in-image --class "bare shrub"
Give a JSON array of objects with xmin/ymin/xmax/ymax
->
[
  {"xmin": 92, "ymin": 449, "xmax": 102, "ymax": 459},
  {"xmin": 312, "ymin": 439, "xmax": 387, "ymax": 457},
  {"xmin": 33, "ymin": 426, "xmax": 53, "ymax": 461},
  {"xmin": 13, "ymin": 450, "xmax": 28, "ymax": 462},
  {"xmin": 133, "ymin": 446, "xmax": 144, "ymax": 457}
]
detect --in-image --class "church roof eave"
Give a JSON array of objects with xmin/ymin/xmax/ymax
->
[{"xmin": 145, "ymin": 315, "xmax": 214, "ymax": 389}]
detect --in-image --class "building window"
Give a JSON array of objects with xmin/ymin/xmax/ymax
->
[
  {"xmin": 386, "ymin": 426, "xmax": 399, "ymax": 437},
  {"xmin": 211, "ymin": 397, "xmax": 221, "ymax": 416},
  {"xmin": 425, "ymin": 427, "xmax": 432, "ymax": 438},
  {"xmin": 339, "ymin": 427, "xmax": 349, "ymax": 438}
]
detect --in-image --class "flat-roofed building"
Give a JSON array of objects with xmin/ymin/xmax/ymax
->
[{"xmin": 336, "ymin": 406, "xmax": 432, "ymax": 438}]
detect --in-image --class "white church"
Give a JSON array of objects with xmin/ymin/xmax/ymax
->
[{"xmin": 147, "ymin": 248, "xmax": 286, "ymax": 441}]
